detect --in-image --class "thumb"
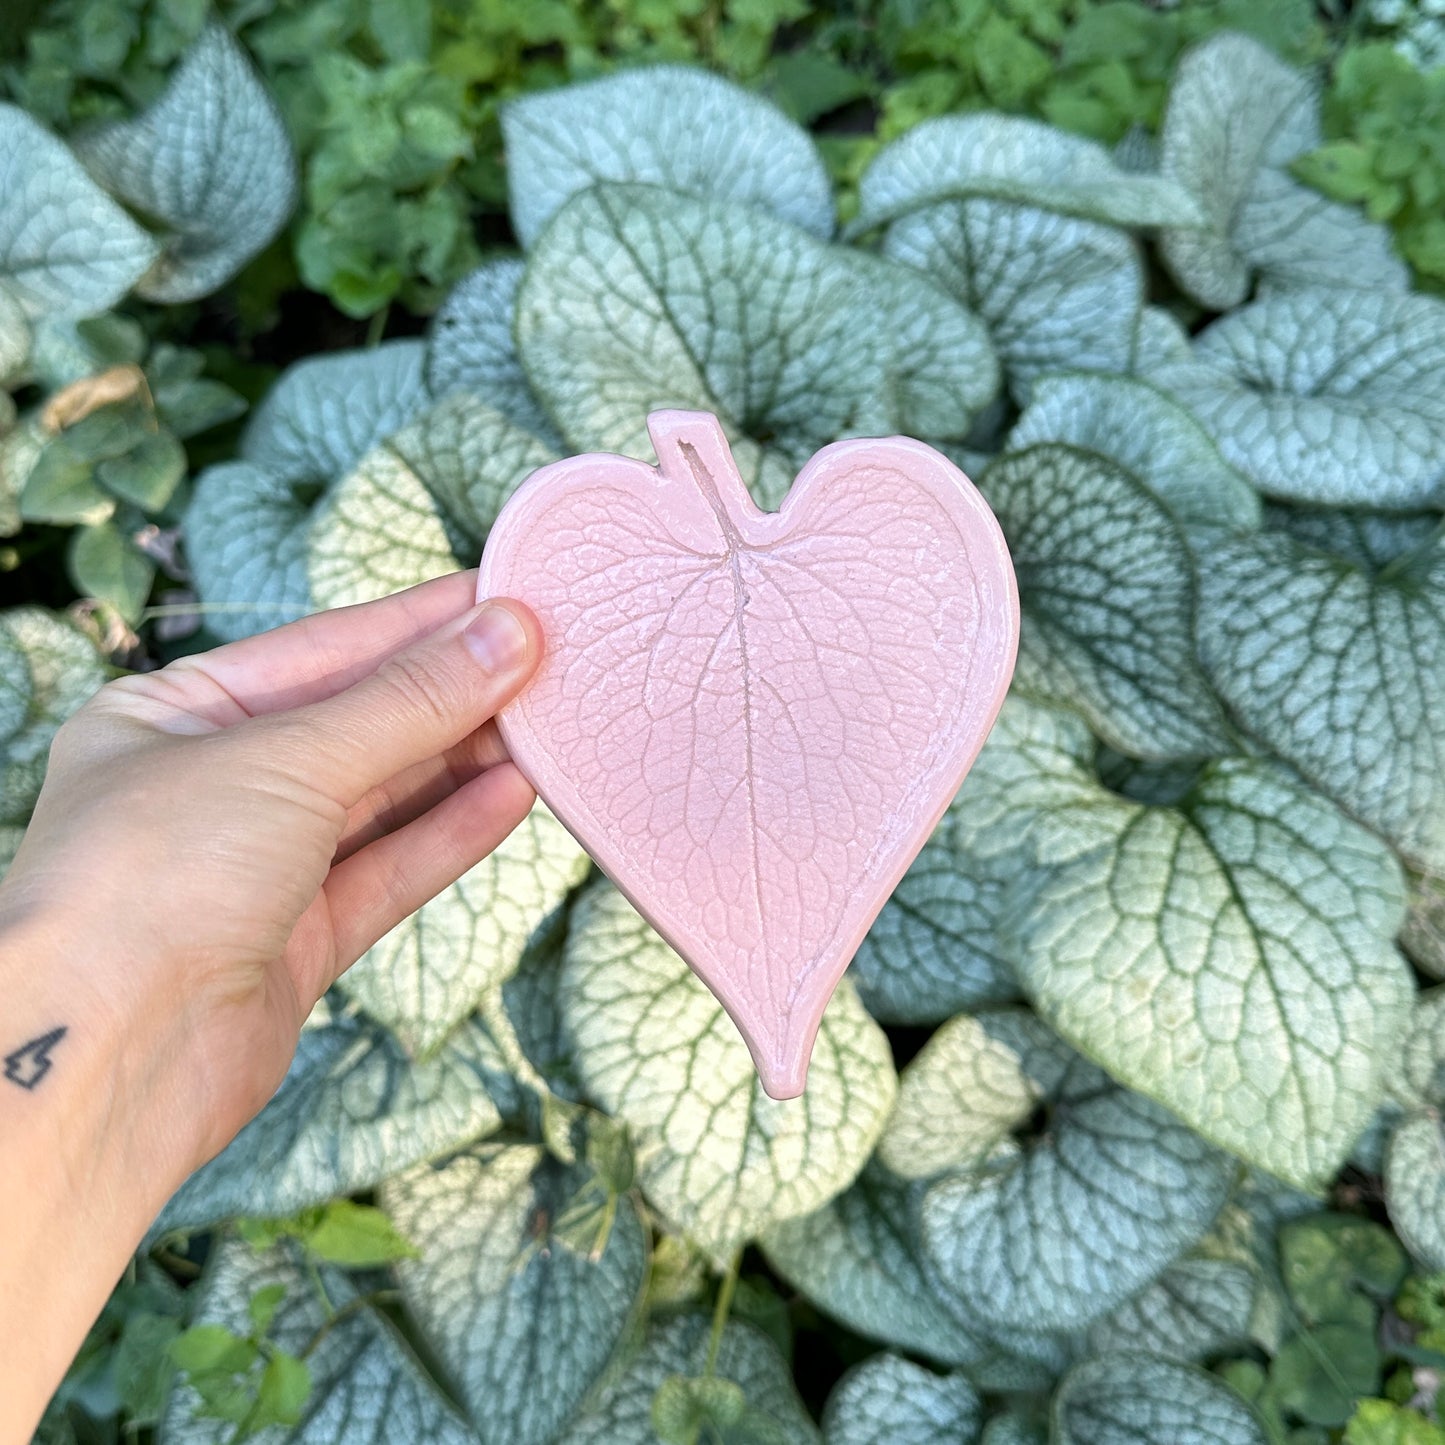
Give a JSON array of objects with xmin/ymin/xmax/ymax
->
[{"xmin": 256, "ymin": 597, "xmax": 541, "ymax": 806}]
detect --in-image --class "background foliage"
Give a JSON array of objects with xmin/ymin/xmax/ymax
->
[{"xmin": 5, "ymin": 2, "xmax": 1445, "ymax": 1443}]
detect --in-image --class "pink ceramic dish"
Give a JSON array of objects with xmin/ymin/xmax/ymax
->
[{"xmin": 478, "ymin": 410, "xmax": 1019, "ymax": 1098}]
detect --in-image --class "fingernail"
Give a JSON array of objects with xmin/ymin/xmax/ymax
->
[{"xmin": 464, "ymin": 603, "xmax": 528, "ymax": 672}]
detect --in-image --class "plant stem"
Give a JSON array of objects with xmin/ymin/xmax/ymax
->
[{"xmin": 704, "ymin": 1250, "xmax": 742, "ymax": 1379}]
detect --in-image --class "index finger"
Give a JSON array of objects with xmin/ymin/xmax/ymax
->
[{"xmin": 176, "ymin": 571, "xmax": 479, "ymax": 718}]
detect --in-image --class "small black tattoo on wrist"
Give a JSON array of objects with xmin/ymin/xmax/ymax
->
[{"xmin": 4, "ymin": 1027, "xmax": 68, "ymax": 1090}]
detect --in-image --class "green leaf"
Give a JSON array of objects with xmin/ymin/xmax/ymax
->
[
  {"xmin": 1052, "ymin": 1352, "xmax": 1268, "ymax": 1444},
  {"xmin": 96, "ymin": 429, "xmax": 187, "ymax": 510},
  {"xmin": 1273, "ymin": 1321, "xmax": 1381, "ymax": 1427},
  {"xmin": 879, "ymin": 1011, "xmax": 1058, "ymax": 1182},
  {"xmin": 920, "ymin": 1087, "xmax": 1232, "ymax": 1333},
  {"xmin": 1006, "ymin": 759, "xmax": 1412, "ymax": 1190},
  {"xmin": 248, "ymin": 1284, "xmax": 287, "ymax": 1335},
  {"xmin": 1159, "ymin": 289, "xmax": 1445, "ymax": 509},
  {"xmin": 68, "ymin": 519, "xmax": 155, "ymax": 621},
  {"xmin": 20, "ymin": 442, "xmax": 115, "ymax": 526},
  {"xmin": 74, "ymin": 24, "xmax": 297, "ymax": 302},
  {"xmin": 149, "ymin": 1015, "xmax": 502, "ymax": 1237},
  {"xmin": 821, "ymin": 1354, "xmax": 981, "ymax": 1445},
  {"xmin": 556, "ymin": 1315, "xmax": 819, "ymax": 1445},
  {"xmin": 162, "ymin": 1239, "xmax": 473, "ymax": 1444},
  {"xmin": 1086, "ymin": 1257, "xmax": 1256, "ymax": 1363},
  {"xmin": 114, "ymin": 1311, "xmax": 182, "ymax": 1423},
  {"xmin": 0, "ymin": 607, "xmax": 106, "ymax": 824},
  {"xmin": 561, "ymin": 881, "xmax": 895, "ymax": 1263},
  {"xmin": 297, "ymin": 1200, "xmax": 418, "ymax": 1268},
  {"xmin": 853, "ymin": 114, "xmax": 1204, "ymax": 234},
  {"xmin": 761, "ymin": 1168, "xmax": 990, "ymax": 1367},
  {"xmin": 1158, "ymin": 34, "xmax": 1406, "ymax": 309},
  {"xmin": 170, "ymin": 1325, "xmax": 253, "ymax": 1376},
  {"xmin": 983, "ymin": 444, "xmax": 1233, "ymax": 759},
  {"xmin": 186, "ymin": 341, "xmax": 428, "ymax": 642},
  {"xmin": 426, "ymin": 258, "xmax": 562, "ymax": 446},
  {"xmin": 503, "ymin": 66, "xmax": 833, "ymax": 249},
  {"xmin": 254, "ymin": 1352, "xmax": 311, "ymax": 1430},
  {"xmin": 1195, "ymin": 527, "xmax": 1445, "ymax": 871},
  {"xmin": 1003, "ymin": 373, "xmax": 1260, "ymax": 532},
  {"xmin": 883, "ymin": 199, "xmax": 1143, "ymax": 396},
  {"xmin": 0, "ymin": 105, "xmax": 159, "ymax": 319},
  {"xmin": 1345, "ymin": 1399, "xmax": 1445, "ymax": 1445},
  {"xmin": 339, "ymin": 803, "xmax": 588, "ymax": 1057},
  {"xmin": 380, "ymin": 1143, "xmax": 647, "ymax": 1445},
  {"xmin": 1279, "ymin": 1213, "xmax": 1406, "ymax": 1325}
]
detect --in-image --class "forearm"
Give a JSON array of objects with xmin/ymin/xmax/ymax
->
[{"xmin": 0, "ymin": 893, "xmax": 192, "ymax": 1442}]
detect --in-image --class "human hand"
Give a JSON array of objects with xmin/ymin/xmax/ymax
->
[{"xmin": 2, "ymin": 570, "xmax": 540, "ymax": 1176}]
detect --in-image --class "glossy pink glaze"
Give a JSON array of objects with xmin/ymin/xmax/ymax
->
[{"xmin": 478, "ymin": 411, "xmax": 1018, "ymax": 1098}]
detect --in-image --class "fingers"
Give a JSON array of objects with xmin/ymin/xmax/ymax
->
[
  {"xmin": 168, "ymin": 571, "xmax": 482, "ymax": 723},
  {"xmin": 333, "ymin": 719, "xmax": 511, "ymax": 862},
  {"xmin": 256, "ymin": 598, "xmax": 540, "ymax": 807},
  {"xmin": 322, "ymin": 762, "xmax": 537, "ymax": 981}
]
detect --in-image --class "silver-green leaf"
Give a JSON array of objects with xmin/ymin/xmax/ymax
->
[
  {"xmin": 341, "ymin": 804, "xmax": 589, "ymax": 1058},
  {"xmin": 160, "ymin": 1238, "xmax": 473, "ymax": 1444},
  {"xmin": 381, "ymin": 1143, "xmax": 647, "ymax": 1445},
  {"xmin": 503, "ymin": 66, "xmax": 833, "ymax": 248},
  {"xmin": 425, "ymin": 258, "xmax": 562, "ymax": 445},
  {"xmin": 821, "ymin": 1354, "xmax": 981, "ymax": 1445},
  {"xmin": 75, "ymin": 23, "xmax": 298, "ymax": 302},
  {"xmin": 1086, "ymin": 1257, "xmax": 1256, "ymax": 1363},
  {"xmin": 983, "ymin": 444, "xmax": 1233, "ymax": 759},
  {"xmin": 1006, "ymin": 759, "xmax": 1413, "ymax": 1190},
  {"xmin": 0, "ymin": 105, "xmax": 159, "ymax": 320},
  {"xmin": 1003, "ymin": 374, "xmax": 1259, "ymax": 531},
  {"xmin": 150, "ymin": 1015, "xmax": 503, "ymax": 1238},
  {"xmin": 557, "ymin": 1315, "xmax": 819, "ymax": 1445},
  {"xmin": 1159, "ymin": 287, "xmax": 1445, "ymax": 509},
  {"xmin": 920, "ymin": 1088, "xmax": 1232, "ymax": 1333},
  {"xmin": 1196, "ymin": 527, "xmax": 1445, "ymax": 871},
  {"xmin": 561, "ymin": 881, "xmax": 895, "ymax": 1263},
  {"xmin": 761, "ymin": 1168, "xmax": 988, "ymax": 1367},
  {"xmin": 883, "ymin": 200, "xmax": 1143, "ymax": 396},
  {"xmin": 1158, "ymin": 33, "xmax": 1406, "ymax": 309},
  {"xmin": 854, "ymin": 114, "xmax": 1203, "ymax": 234}
]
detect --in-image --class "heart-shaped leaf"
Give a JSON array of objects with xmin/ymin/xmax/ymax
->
[
  {"xmin": 556, "ymin": 1315, "xmax": 818, "ymax": 1445},
  {"xmin": 1003, "ymin": 374, "xmax": 1259, "ymax": 531},
  {"xmin": 161, "ymin": 1239, "xmax": 472, "ymax": 1445},
  {"xmin": 503, "ymin": 66, "xmax": 833, "ymax": 248},
  {"xmin": 854, "ymin": 113, "xmax": 1204, "ymax": 234},
  {"xmin": 1053, "ymin": 1353, "xmax": 1268, "ymax": 1445},
  {"xmin": 849, "ymin": 696, "xmax": 1109, "ymax": 1023},
  {"xmin": 1159, "ymin": 288, "xmax": 1445, "ymax": 509},
  {"xmin": 821, "ymin": 1354, "xmax": 982, "ymax": 1445},
  {"xmin": 879, "ymin": 1011, "xmax": 1049, "ymax": 1181},
  {"xmin": 380, "ymin": 1143, "xmax": 647, "ymax": 1445},
  {"xmin": 74, "ymin": 24, "xmax": 297, "ymax": 302},
  {"xmin": 1087, "ymin": 1257, "xmax": 1257, "ymax": 1363},
  {"xmin": 560, "ymin": 881, "xmax": 895, "ymax": 1263},
  {"xmin": 150, "ymin": 1015, "xmax": 503, "ymax": 1238},
  {"xmin": 761, "ymin": 1169, "xmax": 988, "ymax": 1367},
  {"xmin": 516, "ymin": 185, "xmax": 996, "ymax": 500},
  {"xmin": 920, "ymin": 1083, "xmax": 1232, "ymax": 1333},
  {"xmin": 0, "ymin": 106, "xmax": 159, "ymax": 320},
  {"xmin": 983, "ymin": 444, "xmax": 1234, "ymax": 759},
  {"xmin": 484, "ymin": 410, "xmax": 1015, "ymax": 1091},
  {"xmin": 186, "ymin": 341, "xmax": 428, "ymax": 641},
  {"xmin": 1006, "ymin": 759, "xmax": 1413, "ymax": 1190},
  {"xmin": 882, "ymin": 200, "xmax": 1143, "ymax": 396},
  {"xmin": 425, "ymin": 258, "xmax": 562, "ymax": 445},
  {"xmin": 340, "ymin": 803, "xmax": 588, "ymax": 1058},
  {"xmin": 1158, "ymin": 33, "xmax": 1406, "ymax": 309},
  {"xmin": 1196, "ymin": 526, "xmax": 1445, "ymax": 871}
]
